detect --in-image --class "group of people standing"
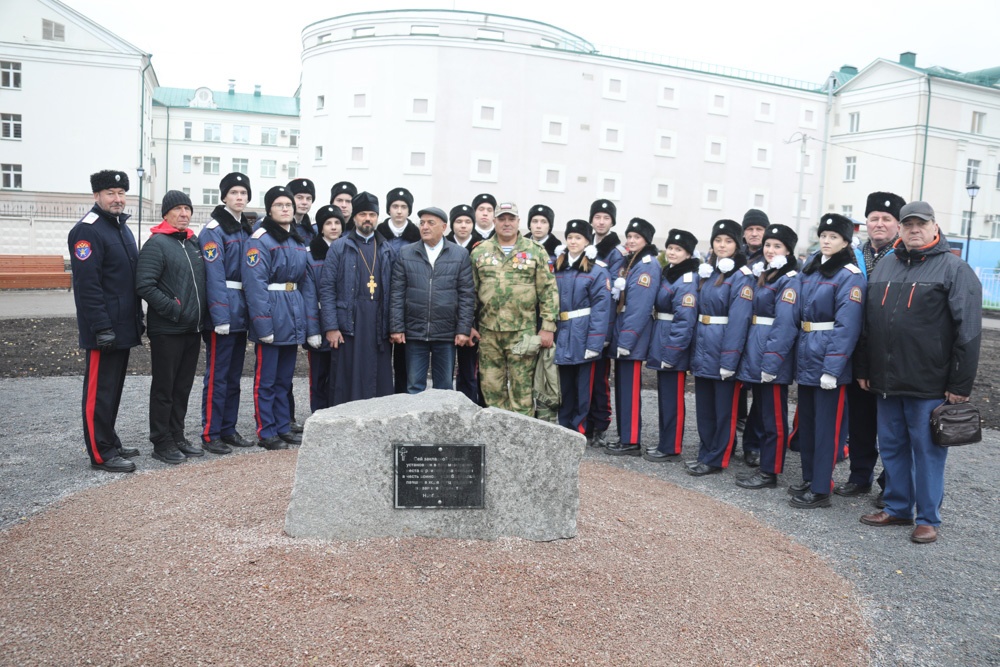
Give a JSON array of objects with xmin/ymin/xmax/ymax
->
[{"xmin": 69, "ymin": 170, "xmax": 981, "ymax": 544}]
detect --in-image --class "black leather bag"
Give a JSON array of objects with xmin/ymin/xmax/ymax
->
[{"xmin": 930, "ymin": 402, "xmax": 982, "ymax": 447}]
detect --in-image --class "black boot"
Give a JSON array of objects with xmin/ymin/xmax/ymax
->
[{"xmin": 736, "ymin": 471, "xmax": 777, "ymax": 489}]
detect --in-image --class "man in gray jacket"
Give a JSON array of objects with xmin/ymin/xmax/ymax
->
[{"xmin": 389, "ymin": 206, "xmax": 475, "ymax": 393}]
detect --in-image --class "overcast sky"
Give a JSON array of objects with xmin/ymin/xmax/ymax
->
[{"xmin": 66, "ymin": 0, "xmax": 1000, "ymax": 96}]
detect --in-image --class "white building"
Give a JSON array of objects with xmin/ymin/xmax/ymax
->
[
  {"xmin": 150, "ymin": 83, "xmax": 300, "ymax": 232},
  {"xmin": 299, "ymin": 10, "xmax": 828, "ymax": 248},
  {"xmin": 0, "ymin": 0, "xmax": 156, "ymax": 255}
]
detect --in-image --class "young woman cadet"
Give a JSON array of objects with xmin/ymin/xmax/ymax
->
[{"xmin": 303, "ymin": 205, "xmax": 345, "ymax": 413}]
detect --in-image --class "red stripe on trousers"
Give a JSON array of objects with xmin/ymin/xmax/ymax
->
[
  {"xmin": 787, "ymin": 408, "xmax": 798, "ymax": 449},
  {"xmin": 720, "ymin": 380, "xmax": 742, "ymax": 468},
  {"xmin": 85, "ymin": 349, "xmax": 103, "ymax": 464},
  {"xmin": 673, "ymin": 371, "xmax": 685, "ymax": 455},
  {"xmin": 202, "ymin": 332, "xmax": 217, "ymax": 442},
  {"xmin": 253, "ymin": 344, "xmax": 264, "ymax": 437},
  {"xmin": 830, "ymin": 385, "xmax": 846, "ymax": 492},
  {"xmin": 772, "ymin": 384, "xmax": 785, "ymax": 473},
  {"xmin": 629, "ymin": 361, "xmax": 641, "ymax": 441}
]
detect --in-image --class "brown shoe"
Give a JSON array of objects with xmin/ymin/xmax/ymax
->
[
  {"xmin": 860, "ymin": 511, "xmax": 914, "ymax": 527},
  {"xmin": 910, "ymin": 525, "xmax": 938, "ymax": 544}
]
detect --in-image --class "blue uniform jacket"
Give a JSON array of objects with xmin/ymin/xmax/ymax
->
[
  {"xmin": 609, "ymin": 246, "xmax": 660, "ymax": 361},
  {"xmin": 303, "ymin": 234, "xmax": 331, "ymax": 350},
  {"xmin": 200, "ymin": 206, "xmax": 251, "ymax": 332},
  {"xmin": 736, "ymin": 264, "xmax": 801, "ymax": 385},
  {"xmin": 67, "ymin": 204, "xmax": 143, "ymax": 349},
  {"xmin": 295, "ymin": 214, "xmax": 316, "ymax": 244},
  {"xmin": 595, "ymin": 233, "xmax": 627, "ymax": 359},
  {"xmin": 376, "ymin": 219, "xmax": 420, "ymax": 256},
  {"xmin": 645, "ymin": 257, "xmax": 700, "ymax": 372},
  {"xmin": 553, "ymin": 252, "xmax": 612, "ymax": 365},
  {"xmin": 795, "ymin": 247, "xmax": 865, "ymax": 386},
  {"xmin": 691, "ymin": 257, "xmax": 754, "ymax": 380},
  {"xmin": 319, "ymin": 230, "xmax": 395, "ymax": 339},
  {"xmin": 243, "ymin": 217, "xmax": 312, "ymax": 345}
]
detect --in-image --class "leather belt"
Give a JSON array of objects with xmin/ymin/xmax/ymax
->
[
  {"xmin": 699, "ymin": 315, "xmax": 728, "ymax": 325},
  {"xmin": 801, "ymin": 321, "xmax": 834, "ymax": 332},
  {"xmin": 655, "ymin": 312, "xmax": 674, "ymax": 321},
  {"xmin": 752, "ymin": 316, "xmax": 775, "ymax": 326},
  {"xmin": 559, "ymin": 308, "xmax": 591, "ymax": 321},
  {"xmin": 225, "ymin": 280, "xmax": 243, "ymax": 290},
  {"xmin": 267, "ymin": 282, "xmax": 297, "ymax": 291}
]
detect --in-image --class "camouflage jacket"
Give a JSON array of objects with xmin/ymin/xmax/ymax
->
[{"xmin": 471, "ymin": 235, "xmax": 558, "ymax": 333}]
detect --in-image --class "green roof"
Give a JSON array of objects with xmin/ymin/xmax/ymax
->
[{"xmin": 153, "ymin": 87, "xmax": 299, "ymax": 116}]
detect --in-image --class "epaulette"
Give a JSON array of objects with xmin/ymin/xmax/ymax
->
[
  {"xmin": 739, "ymin": 265, "xmax": 753, "ymax": 275},
  {"xmin": 642, "ymin": 255, "xmax": 651, "ymax": 263},
  {"xmin": 845, "ymin": 264, "xmax": 861, "ymax": 274},
  {"xmin": 616, "ymin": 244, "xmax": 627, "ymax": 254},
  {"xmin": 595, "ymin": 260, "xmax": 608, "ymax": 268},
  {"xmin": 206, "ymin": 220, "xmax": 220, "ymax": 229},
  {"xmin": 683, "ymin": 272, "xmax": 693, "ymax": 283},
  {"xmin": 787, "ymin": 270, "xmax": 797, "ymax": 277},
  {"xmin": 81, "ymin": 211, "xmax": 99, "ymax": 224},
  {"xmin": 251, "ymin": 227, "xmax": 267, "ymax": 239}
]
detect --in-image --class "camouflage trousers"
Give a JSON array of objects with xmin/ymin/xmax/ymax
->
[{"xmin": 479, "ymin": 328, "xmax": 537, "ymax": 416}]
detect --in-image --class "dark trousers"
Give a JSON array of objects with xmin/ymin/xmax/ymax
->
[
  {"xmin": 393, "ymin": 342, "xmax": 407, "ymax": 394},
  {"xmin": 742, "ymin": 389, "xmax": 764, "ymax": 454},
  {"xmin": 655, "ymin": 370, "xmax": 687, "ymax": 455},
  {"xmin": 694, "ymin": 377, "xmax": 742, "ymax": 468},
  {"xmin": 307, "ymin": 349, "xmax": 332, "ymax": 413},
  {"xmin": 558, "ymin": 362, "xmax": 596, "ymax": 434},
  {"xmin": 253, "ymin": 343, "xmax": 297, "ymax": 439},
  {"xmin": 586, "ymin": 356, "xmax": 613, "ymax": 434},
  {"xmin": 846, "ymin": 381, "xmax": 881, "ymax": 487},
  {"xmin": 81, "ymin": 347, "xmax": 130, "ymax": 465},
  {"xmin": 797, "ymin": 384, "xmax": 848, "ymax": 495},
  {"xmin": 201, "ymin": 330, "xmax": 247, "ymax": 443},
  {"xmin": 614, "ymin": 360, "xmax": 644, "ymax": 445},
  {"xmin": 149, "ymin": 333, "xmax": 201, "ymax": 448},
  {"xmin": 455, "ymin": 343, "xmax": 482, "ymax": 405},
  {"xmin": 753, "ymin": 383, "xmax": 790, "ymax": 475}
]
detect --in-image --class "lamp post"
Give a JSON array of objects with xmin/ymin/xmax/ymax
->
[
  {"xmin": 137, "ymin": 166, "xmax": 145, "ymax": 248},
  {"xmin": 964, "ymin": 182, "xmax": 979, "ymax": 262}
]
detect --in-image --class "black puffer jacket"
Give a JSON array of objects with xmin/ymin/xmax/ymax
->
[
  {"xmin": 857, "ymin": 233, "xmax": 982, "ymax": 398},
  {"xmin": 136, "ymin": 221, "xmax": 207, "ymax": 336},
  {"xmin": 389, "ymin": 240, "xmax": 475, "ymax": 341}
]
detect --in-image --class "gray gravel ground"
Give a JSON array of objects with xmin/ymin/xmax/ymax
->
[{"xmin": 1, "ymin": 376, "xmax": 998, "ymax": 666}]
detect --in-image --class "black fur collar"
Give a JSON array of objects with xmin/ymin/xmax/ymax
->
[
  {"xmin": 446, "ymin": 229, "xmax": 484, "ymax": 248},
  {"xmin": 211, "ymin": 205, "xmax": 252, "ymax": 235},
  {"xmin": 309, "ymin": 234, "xmax": 330, "ymax": 261},
  {"xmin": 376, "ymin": 219, "xmax": 421, "ymax": 243},
  {"xmin": 665, "ymin": 257, "xmax": 701, "ymax": 283},
  {"xmin": 595, "ymin": 232, "xmax": 622, "ymax": 259},
  {"xmin": 262, "ymin": 216, "xmax": 304, "ymax": 245},
  {"xmin": 803, "ymin": 246, "xmax": 855, "ymax": 277},
  {"xmin": 296, "ymin": 213, "xmax": 314, "ymax": 238}
]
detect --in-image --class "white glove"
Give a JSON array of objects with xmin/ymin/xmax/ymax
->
[
  {"xmin": 584, "ymin": 349, "xmax": 599, "ymax": 360},
  {"xmin": 820, "ymin": 373, "xmax": 837, "ymax": 390},
  {"xmin": 751, "ymin": 261, "xmax": 765, "ymax": 277},
  {"xmin": 698, "ymin": 263, "xmax": 714, "ymax": 279},
  {"xmin": 717, "ymin": 257, "xmax": 735, "ymax": 273},
  {"xmin": 307, "ymin": 335, "xmax": 322, "ymax": 349},
  {"xmin": 214, "ymin": 323, "xmax": 230, "ymax": 336},
  {"xmin": 768, "ymin": 254, "xmax": 788, "ymax": 270},
  {"xmin": 554, "ymin": 244, "xmax": 566, "ymax": 257},
  {"xmin": 617, "ymin": 347, "xmax": 630, "ymax": 358},
  {"xmin": 761, "ymin": 371, "xmax": 776, "ymax": 383},
  {"xmin": 584, "ymin": 245, "xmax": 597, "ymax": 260},
  {"xmin": 260, "ymin": 334, "xmax": 274, "ymax": 344},
  {"xmin": 661, "ymin": 361, "xmax": 674, "ymax": 370},
  {"xmin": 720, "ymin": 368, "xmax": 735, "ymax": 380}
]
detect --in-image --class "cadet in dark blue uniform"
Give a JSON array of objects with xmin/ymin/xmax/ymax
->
[
  {"xmin": 688, "ymin": 219, "xmax": 754, "ymax": 476},
  {"xmin": 244, "ymin": 186, "xmax": 314, "ymax": 450},
  {"xmin": 330, "ymin": 181, "xmax": 358, "ymax": 231},
  {"xmin": 525, "ymin": 204, "xmax": 562, "ymax": 267},
  {"xmin": 286, "ymin": 178, "xmax": 319, "ymax": 432},
  {"xmin": 606, "ymin": 218, "xmax": 660, "ymax": 456},
  {"xmin": 586, "ymin": 199, "xmax": 626, "ymax": 447},
  {"xmin": 645, "ymin": 229, "xmax": 700, "ymax": 461},
  {"xmin": 199, "ymin": 172, "xmax": 254, "ymax": 455},
  {"xmin": 552, "ymin": 220, "xmax": 612, "ymax": 434},
  {"xmin": 447, "ymin": 204, "xmax": 485, "ymax": 405},
  {"xmin": 738, "ymin": 209, "xmax": 770, "ymax": 467},
  {"xmin": 735, "ymin": 224, "xmax": 800, "ymax": 489},
  {"xmin": 790, "ymin": 214, "xmax": 865, "ymax": 508},
  {"xmin": 377, "ymin": 187, "xmax": 420, "ymax": 394},
  {"xmin": 303, "ymin": 205, "xmax": 344, "ymax": 413},
  {"xmin": 68, "ymin": 170, "xmax": 144, "ymax": 473}
]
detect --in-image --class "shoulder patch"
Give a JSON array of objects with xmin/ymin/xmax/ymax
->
[
  {"xmin": 683, "ymin": 272, "xmax": 693, "ymax": 283},
  {"xmin": 781, "ymin": 288, "xmax": 796, "ymax": 304},
  {"xmin": 203, "ymin": 241, "xmax": 220, "ymax": 262},
  {"xmin": 81, "ymin": 211, "xmax": 99, "ymax": 224},
  {"xmin": 786, "ymin": 270, "xmax": 797, "ymax": 277},
  {"xmin": 638, "ymin": 273, "xmax": 651, "ymax": 287},
  {"xmin": 642, "ymin": 255, "xmax": 651, "ymax": 263},
  {"xmin": 245, "ymin": 247, "xmax": 260, "ymax": 268},
  {"xmin": 206, "ymin": 220, "xmax": 220, "ymax": 229},
  {"xmin": 739, "ymin": 265, "xmax": 753, "ymax": 276},
  {"xmin": 681, "ymin": 293, "xmax": 696, "ymax": 308},
  {"xmin": 73, "ymin": 240, "xmax": 92, "ymax": 260},
  {"xmin": 251, "ymin": 227, "xmax": 267, "ymax": 239},
  {"xmin": 845, "ymin": 264, "xmax": 862, "ymax": 274},
  {"xmin": 739, "ymin": 285, "xmax": 753, "ymax": 300},
  {"xmin": 849, "ymin": 286, "xmax": 863, "ymax": 303}
]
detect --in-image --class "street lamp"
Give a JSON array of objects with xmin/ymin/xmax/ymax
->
[
  {"xmin": 964, "ymin": 182, "xmax": 980, "ymax": 262},
  {"xmin": 136, "ymin": 166, "xmax": 145, "ymax": 248}
]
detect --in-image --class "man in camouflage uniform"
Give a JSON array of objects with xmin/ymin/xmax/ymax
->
[{"xmin": 471, "ymin": 202, "xmax": 558, "ymax": 416}]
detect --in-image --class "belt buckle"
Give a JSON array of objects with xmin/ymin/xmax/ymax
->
[
  {"xmin": 699, "ymin": 315, "xmax": 709, "ymax": 325},
  {"xmin": 802, "ymin": 322, "xmax": 812, "ymax": 332},
  {"xmin": 285, "ymin": 283, "xmax": 294, "ymax": 292},
  {"xmin": 559, "ymin": 312, "xmax": 570, "ymax": 321}
]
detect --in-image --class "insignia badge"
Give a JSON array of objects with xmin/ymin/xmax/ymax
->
[
  {"xmin": 602, "ymin": 203, "xmax": 608, "ymax": 208},
  {"xmin": 849, "ymin": 286, "xmax": 862, "ymax": 303},
  {"xmin": 246, "ymin": 248, "xmax": 260, "ymax": 267},
  {"xmin": 638, "ymin": 273, "xmax": 651, "ymax": 287},
  {"xmin": 682, "ymin": 293, "xmax": 696, "ymax": 307},
  {"xmin": 237, "ymin": 176, "xmax": 242, "ymax": 181},
  {"xmin": 740, "ymin": 286, "xmax": 753, "ymax": 300},
  {"xmin": 114, "ymin": 174, "xmax": 121, "ymax": 182},
  {"xmin": 74, "ymin": 240, "xmax": 92, "ymax": 260},
  {"xmin": 781, "ymin": 288, "xmax": 796, "ymax": 304},
  {"xmin": 203, "ymin": 242, "xmax": 219, "ymax": 262}
]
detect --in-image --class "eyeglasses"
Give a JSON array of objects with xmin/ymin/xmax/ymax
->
[{"xmin": 272, "ymin": 203, "xmax": 294, "ymax": 210}]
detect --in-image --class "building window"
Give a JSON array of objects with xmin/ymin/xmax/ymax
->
[
  {"xmin": 1, "ymin": 113, "xmax": 22, "ymax": 140},
  {"xmin": 352, "ymin": 147, "xmax": 364, "ymax": 162},
  {"xmin": 232, "ymin": 158, "xmax": 248, "ymax": 173},
  {"xmin": 182, "ymin": 187, "xmax": 190, "ymax": 197},
  {"xmin": 42, "ymin": 19, "xmax": 65, "ymax": 42},
  {"xmin": 316, "ymin": 95, "xmax": 325, "ymax": 110},
  {"xmin": 798, "ymin": 150, "xmax": 815, "ymax": 174},
  {"xmin": 650, "ymin": 178, "xmax": 674, "ymax": 206},
  {"xmin": 410, "ymin": 152, "xmax": 426, "ymax": 168},
  {"xmin": 756, "ymin": 99, "xmax": 775, "ymax": 122},
  {"xmin": 470, "ymin": 152, "xmax": 498, "ymax": 183},
  {"xmin": 703, "ymin": 184, "xmax": 723, "ymax": 210},
  {"xmin": 658, "ymin": 83, "xmax": 678, "ymax": 108},
  {"xmin": 542, "ymin": 115, "xmax": 568, "ymax": 144},
  {"xmin": 842, "ymin": 205, "xmax": 854, "ymax": 218},
  {"xmin": 1, "ymin": 163, "xmax": 22, "ymax": 189},
  {"xmin": 314, "ymin": 146, "xmax": 324, "ymax": 161},
  {"xmin": 204, "ymin": 123, "xmax": 221, "ymax": 142},
  {"xmin": 476, "ymin": 28, "xmax": 503, "ymax": 41},
  {"xmin": 539, "ymin": 163, "xmax": 565, "ymax": 192},
  {"xmin": 405, "ymin": 149, "xmax": 432, "ymax": 176},
  {"xmin": 317, "ymin": 33, "xmax": 330, "ymax": 44},
  {"xmin": 844, "ymin": 156, "xmax": 857, "ymax": 182},
  {"xmin": 353, "ymin": 27, "xmax": 375, "ymax": 38},
  {"xmin": 705, "ymin": 137, "xmax": 726, "ymax": 163},
  {"xmin": 709, "ymin": 91, "xmax": 729, "ymax": 116},
  {"xmin": 182, "ymin": 155, "xmax": 191, "ymax": 174},
  {"xmin": 967, "ymin": 159, "xmax": 981, "ymax": 185},
  {"xmin": 960, "ymin": 211, "xmax": 973, "ymax": 237},
  {"xmin": 800, "ymin": 105, "xmax": 818, "ymax": 128},
  {"xmin": 287, "ymin": 161, "xmax": 298, "ymax": 178},
  {"xmin": 261, "ymin": 160, "xmax": 276, "ymax": 178},
  {"xmin": 202, "ymin": 188, "xmax": 220, "ymax": 206},
  {"xmin": 407, "ymin": 96, "xmax": 434, "ymax": 121},
  {"xmin": 996, "ymin": 171, "xmax": 1000, "ymax": 191},
  {"xmin": 603, "ymin": 75, "xmax": 626, "ymax": 101},
  {"xmin": 991, "ymin": 219, "xmax": 1000, "ymax": 240},
  {"xmin": 600, "ymin": 123, "xmax": 624, "ymax": 151},
  {"xmin": 289, "ymin": 129, "xmax": 299, "ymax": 148},
  {"xmin": 972, "ymin": 111, "xmax": 986, "ymax": 135},
  {"xmin": 354, "ymin": 93, "xmax": 366, "ymax": 109},
  {"xmin": 183, "ymin": 121, "xmax": 192, "ymax": 140},
  {"xmin": 653, "ymin": 130, "xmax": 677, "ymax": 158},
  {"xmin": 261, "ymin": 127, "xmax": 277, "ymax": 146},
  {"xmin": 1, "ymin": 61, "xmax": 22, "ymax": 89},
  {"xmin": 411, "ymin": 25, "xmax": 439, "ymax": 36},
  {"xmin": 749, "ymin": 191, "xmax": 768, "ymax": 210},
  {"xmin": 472, "ymin": 100, "xmax": 501, "ymax": 129},
  {"xmin": 233, "ymin": 125, "xmax": 249, "ymax": 144},
  {"xmin": 203, "ymin": 156, "xmax": 220, "ymax": 175},
  {"xmin": 849, "ymin": 112, "xmax": 860, "ymax": 133},
  {"xmin": 752, "ymin": 142, "xmax": 771, "ymax": 168},
  {"xmin": 597, "ymin": 172, "xmax": 621, "ymax": 199}
]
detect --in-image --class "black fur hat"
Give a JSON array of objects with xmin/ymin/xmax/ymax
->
[
  {"xmin": 589, "ymin": 199, "xmax": 617, "ymax": 226},
  {"xmin": 528, "ymin": 204, "xmax": 554, "ymax": 230},
  {"xmin": 710, "ymin": 219, "xmax": 742, "ymax": 246},
  {"xmin": 472, "ymin": 193, "xmax": 497, "ymax": 210},
  {"xmin": 330, "ymin": 181, "xmax": 357, "ymax": 203},
  {"xmin": 665, "ymin": 228, "xmax": 698, "ymax": 255},
  {"xmin": 564, "ymin": 219, "xmax": 594, "ymax": 244},
  {"xmin": 625, "ymin": 217, "xmax": 656, "ymax": 245},
  {"xmin": 818, "ymin": 214, "xmax": 854, "ymax": 242},
  {"xmin": 450, "ymin": 204, "xmax": 474, "ymax": 225},
  {"xmin": 220, "ymin": 172, "xmax": 251, "ymax": 202},
  {"xmin": 864, "ymin": 192, "xmax": 906, "ymax": 222},
  {"xmin": 316, "ymin": 205, "xmax": 345, "ymax": 227},
  {"xmin": 264, "ymin": 186, "xmax": 293, "ymax": 214},
  {"xmin": 762, "ymin": 224, "xmax": 798, "ymax": 254},
  {"xmin": 386, "ymin": 187, "xmax": 414, "ymax": 214},
  {"xmin": 352, "ymin": 191, "xmax": 379, "ymax": 217},
  {"xmin": 287, "ymin": 178, "xmax": 315, "ymax": 200},
  {"xmin": 90, "ymin": 170, "xmax": 129, "ymax": 192}
]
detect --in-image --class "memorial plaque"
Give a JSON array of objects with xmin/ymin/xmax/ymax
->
[{"xmin": 394, "ymin": 444, "xmax": 484, "ymax": 509}]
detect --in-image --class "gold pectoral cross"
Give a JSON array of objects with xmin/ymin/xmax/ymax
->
[{"xmin": 367, "ymin": 274, "xmax": 377, "ymax": 299}]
